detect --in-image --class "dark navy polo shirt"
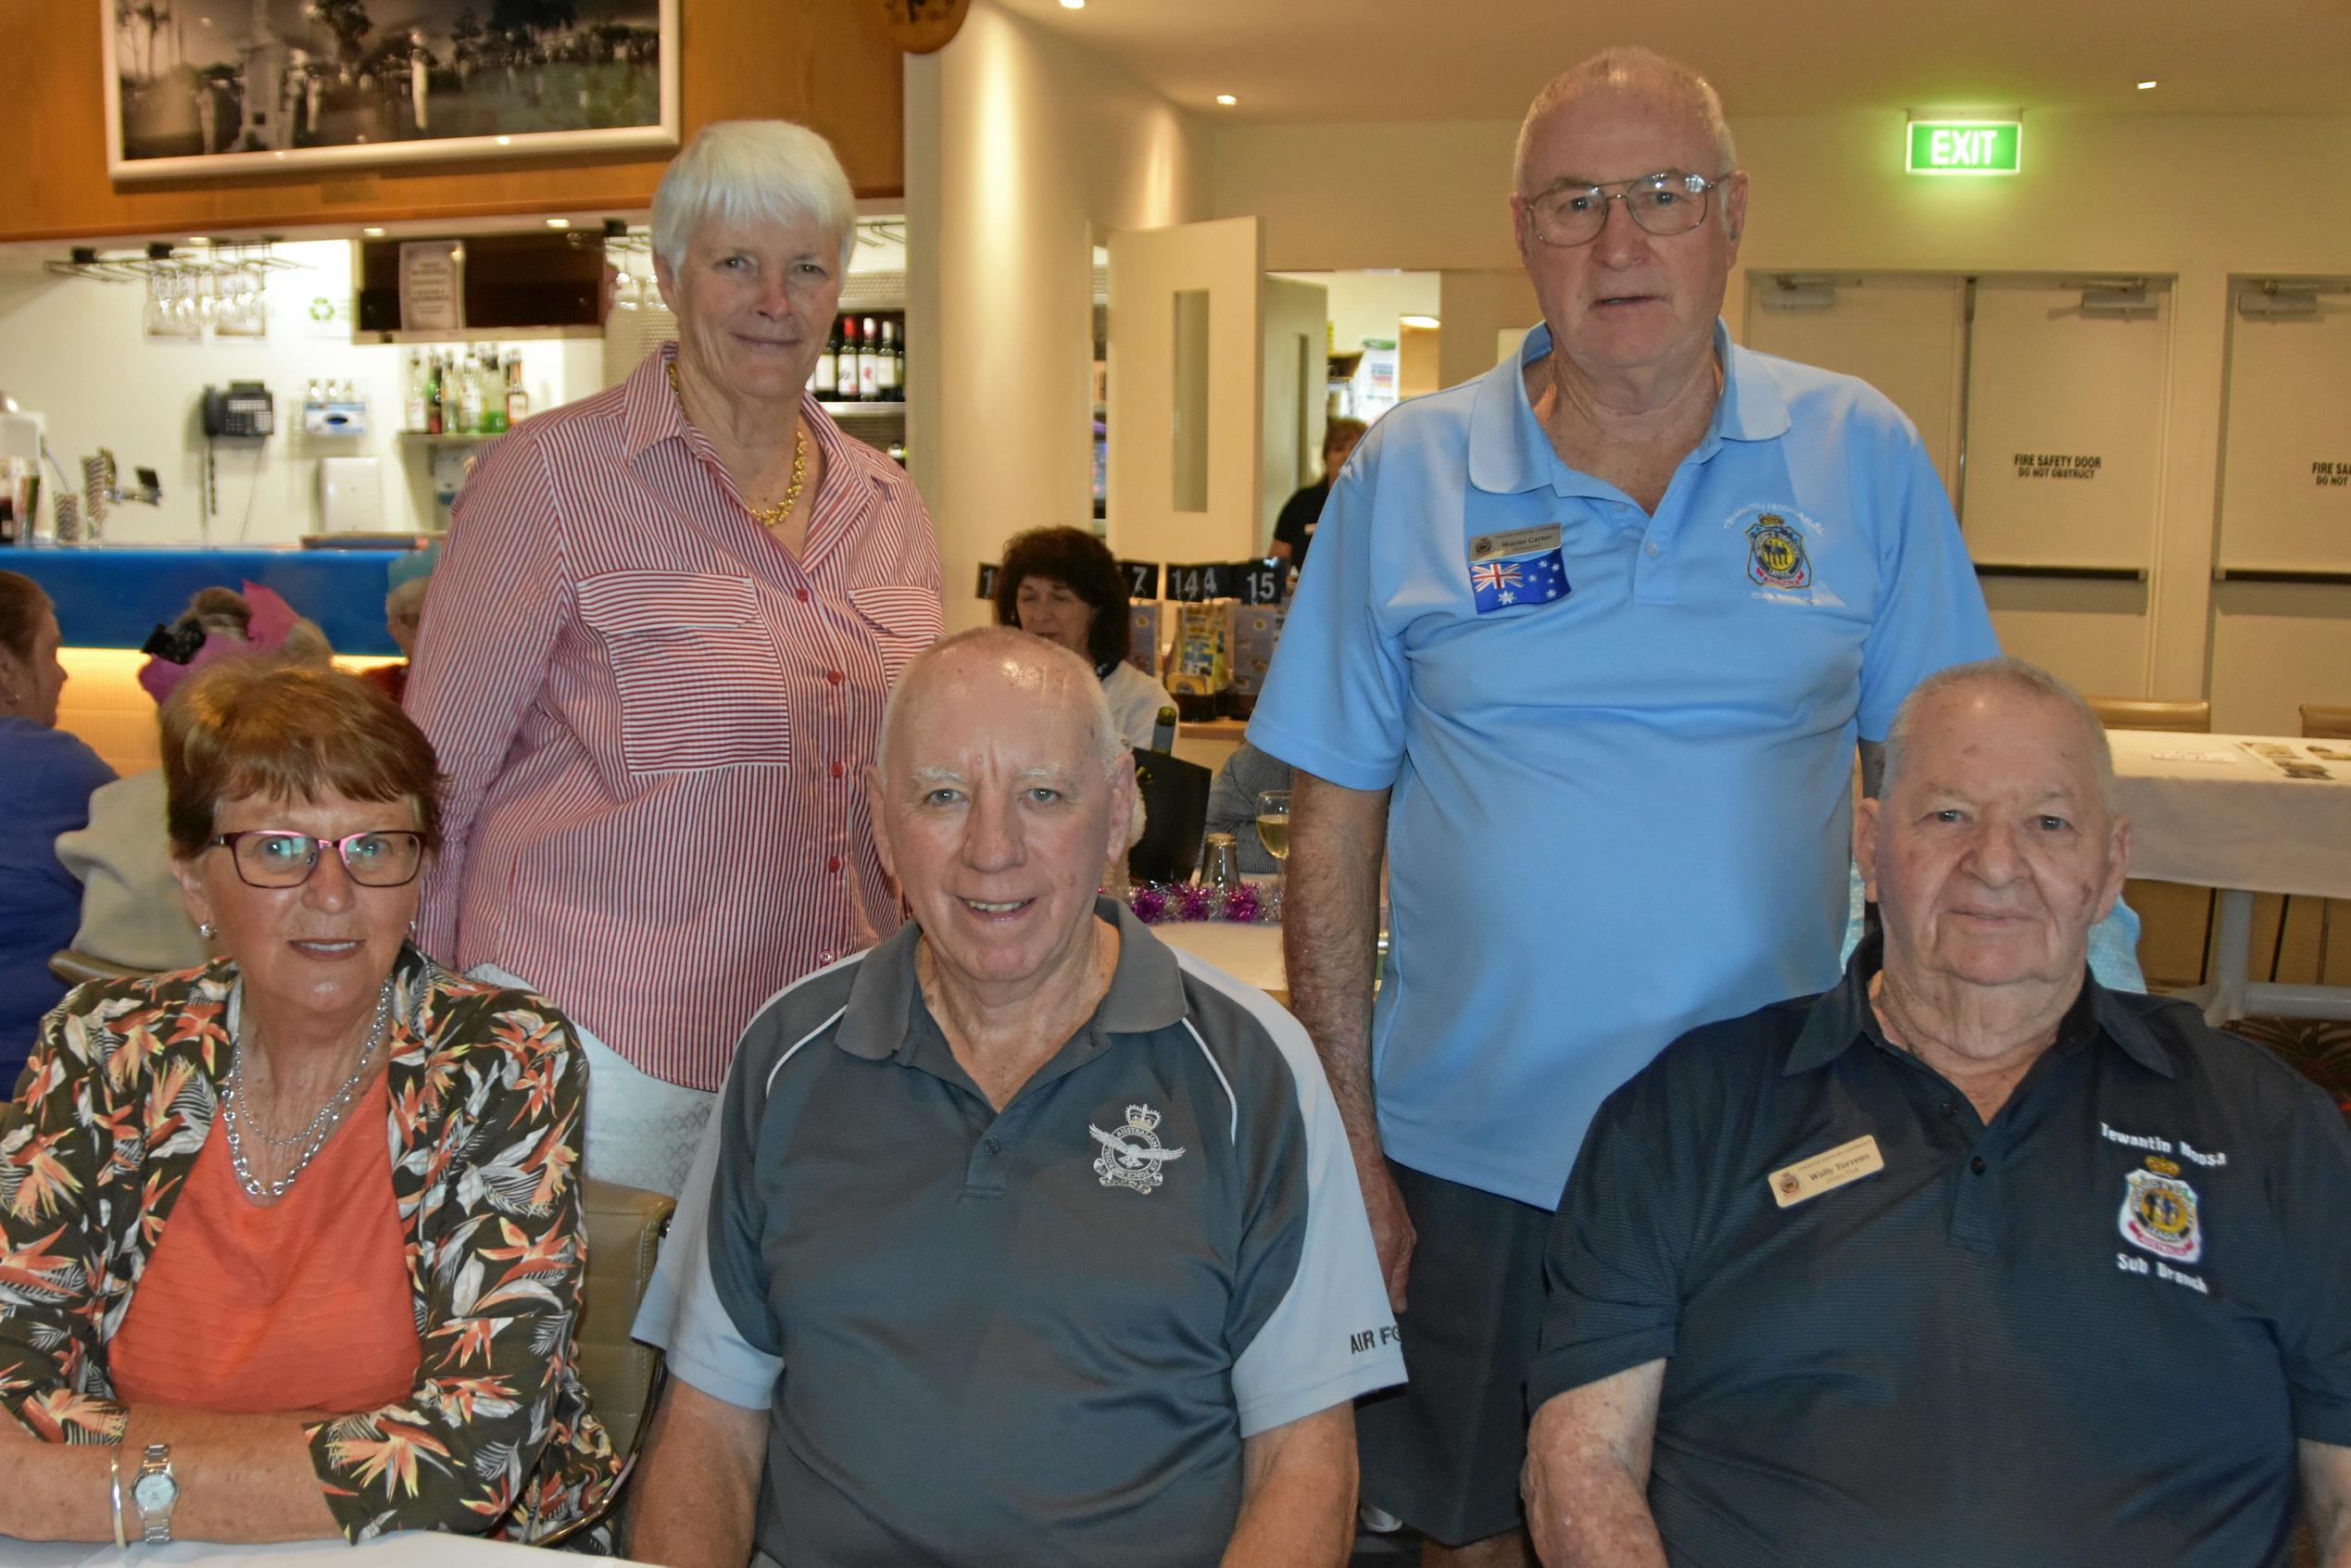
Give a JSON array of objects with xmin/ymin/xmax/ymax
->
[
  {"xmin": 635, "ymin": 899, "xmax": 1402, "ymax": 1568},
  {"xmin": 1531, "ymin": 939, "xmax": 2351, "ymax": 1568}
]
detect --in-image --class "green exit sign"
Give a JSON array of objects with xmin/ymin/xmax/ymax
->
[{"xmin": 1906, "ymin": 120, "xmax": 2022, "ymax": 175}]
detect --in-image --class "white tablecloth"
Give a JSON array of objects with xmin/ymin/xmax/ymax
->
[
  {"xmin": 2107, "ymin": 731, "xmax": 2351, "ymax": 899},
  {"xmin": 1151, "ymin": 917, "xmax": 1287, "ymax": 997},
  {"xmin": 0, "ymin": 1535, "xmax": 636, "ymax": 1567}
]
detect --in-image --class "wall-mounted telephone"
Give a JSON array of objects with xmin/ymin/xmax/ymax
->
[{"xmin": 202, "ymin": 383, "xmax": 274, "ymax": 439}]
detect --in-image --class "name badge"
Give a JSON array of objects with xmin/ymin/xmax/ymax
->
[
  {"xmin": 1469, "ymin": 524, "xmax": 1562, "ymax": 561},
  {"xmin": 1768, "ymin": 1135, "xmax": 1884, "ymax": 1209},
  {"xmin": 1465, "ymin": 524, "xmax": 1571, "ymax": 616}
]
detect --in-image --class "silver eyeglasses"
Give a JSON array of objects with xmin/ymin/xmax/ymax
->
[
  {"xmin": 1522, "ymin": 169, "xmax": 1736, "ymax": 248},
  {"xmin": 204, "ymin": 830, "xmax": 426, "ymax": 889}
]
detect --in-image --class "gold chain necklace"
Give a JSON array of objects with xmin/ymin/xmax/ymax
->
[{"xmin": 669, "ymin": 359, "xmax": 809, "ymax": 529}]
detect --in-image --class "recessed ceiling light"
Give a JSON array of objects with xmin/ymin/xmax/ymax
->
[
  {"xmin": 1215, "ymin": 94, "xmax": 1238, "ymax": 107},
  {"xmin": 2137, "ymin": 79, "xmax": 2158, "ymax": 90},
  {"xmin": 1060, "ymin": 0, "xmax": 1084, "ymax": 8},
  {"xmin": 186, "ymin": 236, "xmax": 210, "ymax": 246},
  {"xmin": 362, "ymin": 226, "xmax": 385, "ymax": 236},
  {"xmin": 496, "ymin": 134, "xmax": 512, "ymax": 145},
  {"xmin": 547, "ymin": 218, "xmax": 572, "ymax": 229}
]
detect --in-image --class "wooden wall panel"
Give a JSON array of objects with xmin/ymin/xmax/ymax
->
[{"xmin": 0, "ymin": 3, "xmax": 903, "ymax": 244}]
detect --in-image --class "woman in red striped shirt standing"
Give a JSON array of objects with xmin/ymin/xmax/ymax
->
[{"xmin": 405, "ymin": 121, "xmax": 944, "ymax": 1196}]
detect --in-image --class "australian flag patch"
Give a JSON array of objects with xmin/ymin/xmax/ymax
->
[{"xmin": 1469, "ymin": 548, "xmax": 1570, "ymax": 614}]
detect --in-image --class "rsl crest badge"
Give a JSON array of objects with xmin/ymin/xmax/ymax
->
[
  {"xmin": 2118, "ymin": 1155, "xmax": 2202, "ymax": 1263},
  {"xmin": 1089, "ymin": 1103, "xmax": 1187, "ymax": 1194},
  {"xmin": 1745, "ymin": 513, "xmax": 1812, "ymax": 589}
]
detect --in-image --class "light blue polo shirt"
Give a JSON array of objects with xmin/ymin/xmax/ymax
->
[{"xmin": 1248, "ymin": 321, "xmax": 1998, "ymax": 1210}]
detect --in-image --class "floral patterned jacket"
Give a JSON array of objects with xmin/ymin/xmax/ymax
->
[{"xmin": 0, "ymin": 946, "xmax": 620, "ymax": 1545}]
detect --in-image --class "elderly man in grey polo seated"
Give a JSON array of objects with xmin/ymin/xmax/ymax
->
[
  {"xmin": 627, "ymin": 626, "xmax": 1404, "ymax": 1568},
  {"xmin": 1522, "ymin": 657, "xmax": 2351, "ymax": 1568}
]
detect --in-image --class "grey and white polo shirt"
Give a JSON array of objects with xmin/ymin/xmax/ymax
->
[{"xmin": 635, "ymin": 898, "xmax": 1404, "ymax": 1567}]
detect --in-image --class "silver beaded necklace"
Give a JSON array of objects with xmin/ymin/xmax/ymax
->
[{"xmin": 220, "ymin": 974, "xmax": 396, "ymax": 1202}]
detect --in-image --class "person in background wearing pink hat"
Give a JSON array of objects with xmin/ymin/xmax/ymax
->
[{"xmin": 56, "ymin": 584, "xmax": 332, "ymax": 976}]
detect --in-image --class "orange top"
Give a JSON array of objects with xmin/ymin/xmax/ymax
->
[{"xmin": 108, "ymin": 1073, "xmax": 421, "ymax": 1415}]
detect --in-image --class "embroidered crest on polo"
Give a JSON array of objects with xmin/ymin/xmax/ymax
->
[
  {"xmin": 1089, "ymin": 1103, "xmax": 1187, "ymax": 1194},
  {"xmin": 2119, "ymin": 1154, "xmax": 2203, "ymax": 1263},
  {"xmin": 1722, "ymin": 503, "xmax": 1838, "ymax": 603}
]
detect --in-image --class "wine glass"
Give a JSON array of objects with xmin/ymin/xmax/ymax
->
[{"xmin": 1254, "ymin": 788, "xmax": 1290, "ymax": 901}]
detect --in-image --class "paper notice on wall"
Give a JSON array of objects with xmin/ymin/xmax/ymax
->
[{"xmin": 399, "ymin": 242, "xmax": 464, "ymax": 333}]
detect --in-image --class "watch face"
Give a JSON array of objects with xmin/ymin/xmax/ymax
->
[{"xmin": 133, "ymin": 1473, "xmax": 176, "ymax": 1512}]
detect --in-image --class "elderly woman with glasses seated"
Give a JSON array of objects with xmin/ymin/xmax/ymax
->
[{"xmin": 0, "ymin": 662, "xmax": 618, "ymax": 1549}]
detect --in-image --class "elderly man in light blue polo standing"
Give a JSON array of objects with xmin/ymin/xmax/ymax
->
[{"xmin": 1247, "ymin": 46, "xmax": 2001, "ymax": 1567}]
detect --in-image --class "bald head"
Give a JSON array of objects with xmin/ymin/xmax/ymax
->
[
  {"xmin": 878, "ymin": 626, "xmax": 1122, "ymax": 787},
  {"xmin": 1880, "ymin": 657, "xmax": 2116, "ymax": 811},
  {"xmin": 1514, "ymin": 46, "xmax": 1737, "ymax": 194}
]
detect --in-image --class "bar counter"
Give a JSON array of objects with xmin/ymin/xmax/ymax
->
[{"xmin": 6, "ymin": 545, "xmax": 417, "ymax": 656}]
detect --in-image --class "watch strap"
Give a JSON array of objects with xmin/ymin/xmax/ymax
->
[{"xmin": 135, "ymin": 1441, "xmax": 176, "ymax": 1544}]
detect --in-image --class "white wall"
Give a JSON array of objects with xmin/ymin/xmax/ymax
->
[
  {"xmin": 905, "ymin": 0, "xmax": 1213, "ymax": 633},
  {"xmin": 0, "ymin": 241, "xmax": 597, "ymax": 545},
  {"xmin": 1212, "ymin": 109, "xmax": 2351, "ymax": 709},
  {"xmin": 1271, "ymin": 269, "xmax": 1440, "ymax": 354}
]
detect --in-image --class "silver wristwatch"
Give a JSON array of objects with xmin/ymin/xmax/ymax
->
[{"xmin": 132, "ymin": 1442, "xmax": 179, "ymax": 1544}]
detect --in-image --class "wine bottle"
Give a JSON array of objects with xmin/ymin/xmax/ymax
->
[
  {"xmin": 836, "ymin": 316, "xmax": 861, "ymax": 401},
  {"xmin": 858, "ymin": 315, "xmax": 882, "ymax": 400},
  {"xmin": 813, "ymin": 316, "xmax": 838, "ymax": 397},
  {"xmin": 876, "ymin": 319, "xmax": 900, "ymax": 399}
]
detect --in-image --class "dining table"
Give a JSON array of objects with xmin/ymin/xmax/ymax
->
[
  {"xmin": 0, "ymin": 1535, "xmax": 645, "ymax": 1568},
  {"xmin": 2106, "ymin": 728, "xmax": 2351, "ymax": 1024}
]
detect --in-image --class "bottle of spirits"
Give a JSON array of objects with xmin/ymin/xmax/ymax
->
[
  {"xmin": 478, "ymin": 350, "xmax": 508, "ymax": 434},
  {"xmin": 424, "ymin": 353, "xmax": 444, "ymax": 435},
  {"xmin": 504, "ymin": 353, "xmax": 530, "ymax": 427}
]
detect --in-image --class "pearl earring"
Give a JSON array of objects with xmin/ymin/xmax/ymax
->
[{"xmin": 198, "ymin": 922, "xmax": 218, "ymax": 940}]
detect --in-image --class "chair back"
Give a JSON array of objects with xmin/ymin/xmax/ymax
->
[
  {"xmin": 574, "ymin": 1177, "xmax": 675, "ymax": 1461},
  {"xmin": 2303, "ymin": 705, "xmax": 2351, "ymax": 742},
  {"xmin": 48, "ymin": 949, "xmax": 157, "ymax": 988},
  {"xmin": 1128, "ymin": 747, "xmax": 1213, "ymax": 884},
  {"xmin": 2087, "ymin": 697, "xmax": 2210, "ymax": 734}
]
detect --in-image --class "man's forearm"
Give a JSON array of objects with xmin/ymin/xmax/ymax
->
[
  {"xmin": 626, "ymin": 1383, "xmax": 764, "ymax": 1568},
  {"xmin": 1282, "ymin": 772, "xmax": 1390, "ymax": 1142},
  {"xmin": 1525, "ymin": 1374, "xmax": 1669, "ymax": 1568},
  {"xmin": 1221, "ymin": 1406, "xmax": 1356, "ymax": 1568}
]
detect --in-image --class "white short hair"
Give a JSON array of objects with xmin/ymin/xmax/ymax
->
[
  {"xmin": 1514, "ymin": 46, "xmax": 1738, "ymax": 193},
  {"xmin": 1880, "ymin": 657, "xmax": 2117, "ymax": 809},
  {"xmin": 650, "ymin": 120, "xmax": 857, "ymax": 277},
  {"xmin": 877, "ymin": 627, "xmax": 1125, "ymax": 784}
]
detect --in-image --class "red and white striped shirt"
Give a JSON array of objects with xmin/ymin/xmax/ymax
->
[{"xmin": 407, "ymin": 345, "xmax": 943, "ymax": 1090}]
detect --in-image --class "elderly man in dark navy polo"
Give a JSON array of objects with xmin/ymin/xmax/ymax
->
[
  {"xmin": 1523, "ymin": 657, "xmax": 2351, "ymax": 1568},
  {"xmin": 626, "ymin": 627, "xmax": 1404, "ymax": 1568}
]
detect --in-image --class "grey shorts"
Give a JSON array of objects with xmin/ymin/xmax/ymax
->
[{"xmin": 1354, "ymin": 1160, "xmax": 1553, "ymax": 1547}]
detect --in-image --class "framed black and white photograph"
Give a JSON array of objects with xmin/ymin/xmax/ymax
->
[{"xmin": 102, "ymin": 0, "xmax": 679, "ymax": 182}]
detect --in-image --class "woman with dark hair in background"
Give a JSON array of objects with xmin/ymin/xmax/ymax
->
[
  {"xmin": 994, "ymin": 525, "xmax": 1176, "ymax": 749},
  {"xmin": 0, "ymin": 571, "xmax": 114, "ymax": 1086}
]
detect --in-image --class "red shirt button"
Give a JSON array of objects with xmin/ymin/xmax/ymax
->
[
  {"xmin": 827, "ymin": 670, "xmax": 844, "ymax": 685},
  {"xmin": 830, "ymin": 760, "xmax": 846, "ymax": 779},
  {"xmin": 826, "ymin": 856, "xmax": 842, "ymax": 873},
  {"xmin": 795, "ymin": 588, "xmax": 810, "ymax": 602}
]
